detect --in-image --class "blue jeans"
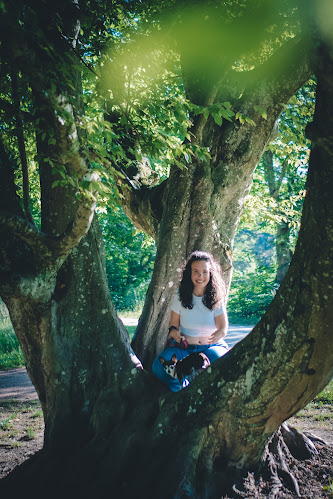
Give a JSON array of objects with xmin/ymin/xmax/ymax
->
[{"xmin": 152, "ymin": 340, "xmax": 229, "ymax": 392}]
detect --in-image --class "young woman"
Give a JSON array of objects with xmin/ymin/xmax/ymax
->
[{"xmin": 152, "ymin": 250, "xmax": 229, "ymax": 392}]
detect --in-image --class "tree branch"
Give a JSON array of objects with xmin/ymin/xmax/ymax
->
[
  {"xmin": 0, "ymin": 186, "xmax": 96, "ymax": 298},
  {"xmin": 10, "ymin": 67, "xmax": 35, "ymax": 225},
  {"xmin": 276, "ymin": 158, "xmax": 289, "ymax": 197},
  {"xmin": 192, "ymin": 75, "xmax": 227, "ymax": 143},
  {"xmin": 122, "ymin": 181, "xmax": 166, "ymax": 240},
  {"xmin": 263, "ymin": 150, "xmax": 276, "ymax": 197},
  {"xmin": 50, "ymin": 192, "xmax": 96, "ymax": 257},
  {"xmin": 0, "ymin": 212, "xmax": 49, "ymax": 254}
]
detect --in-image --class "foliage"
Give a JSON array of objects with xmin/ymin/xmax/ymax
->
[
  {"xmin": 312, "ymin": 380, "xmax": 333, "ymax": 405},
  {"xmin": 0, "ymin": 304, "xmax": 24, "ymax": 369},
  {"xmin": 99, "ymin": 205, "xmax": 156, "ymax": 311},
  {"xmin": 228, "ymin": 79, "xmax": 315, "ymax": 320},
  {"xmin": 228, "ymin": 245, "xmax": 276, "ymax": 324},
  {"xmin": 241, "ymin": 80, "xmax": 315, "ymax": 238}
]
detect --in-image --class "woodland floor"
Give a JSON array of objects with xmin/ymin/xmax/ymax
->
[{"xmin": 0, "ymin": 398, "xmax": 332, "ymax": 498}]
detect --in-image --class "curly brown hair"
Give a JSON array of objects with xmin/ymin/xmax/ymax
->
[{"xmin": 178, "ymin": 251, "xmax": 225, "ymax": 310}]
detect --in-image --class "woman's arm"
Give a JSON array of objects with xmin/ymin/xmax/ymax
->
[
  {"xmin": 206, "ymin": 312, "xmax": 228, "ymax": 344},
  {"xmin": 168, "ymin": 311, "xmax": 183, "ymax": 342}
]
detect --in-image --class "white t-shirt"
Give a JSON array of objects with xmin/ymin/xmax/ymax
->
[{"xmin": 170, "ymin": 292, "xmax": 225, "ymax": 338}]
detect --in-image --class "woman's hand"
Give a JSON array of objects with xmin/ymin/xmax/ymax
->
[
  {"xmin": 169, "ymin": 327, "xmax": 184, "ymax": 343},
  {"xmin": 206, "ymin": 312, "xmax": 228, "ymax": 344},
  {"xmin": 169, "ymin": 311, "xmax": 181, "ymax": 342},
  {"xmin": 206, "ymin": 330, "xmax": 224, "ymax": 344}
]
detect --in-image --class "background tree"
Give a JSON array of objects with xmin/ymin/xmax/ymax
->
[
  {"xmin": 262, "ymin": 80, "xmax": 315, "ymax": 284},
  {"xmin": 0, "ymin": 1, "xmax": 332, "ymax": 498},
  {"xmin": 228, "ymin": 80, "xmax": 315, "ymax": 321}
]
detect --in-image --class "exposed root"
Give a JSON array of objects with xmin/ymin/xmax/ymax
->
[
  {"xmin": 223, "ymin": 423, "xmax": 332, "ymax": 499},
  {"xmin": 280, "ymin": 422, "xmax": 318, "ymax": 461},
  {"xmin": 263, "ymin": 427, "xmax": 301, "ymax": 497},
  {"xmin": 303, "ymin": 431, "xmax": 328, "ymax": 445}
]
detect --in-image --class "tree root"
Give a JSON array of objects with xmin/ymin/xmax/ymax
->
[
  {"xmin": 263, "ymin": 426, "xmax": 301, "ymax": 497},
  {"xmin": 0, "ymin": 422, "xmax": 331, "ymax": 499},
  {"xmin": 229, "ymin": 423, "xmax": 331, "ymax": 499}
]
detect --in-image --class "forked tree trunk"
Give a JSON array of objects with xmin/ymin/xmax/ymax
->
[
  {"xmin": 1, "ymin": 84, "xmax": 332, "ymax": 494},
  {"xmin": 1, "ymin": 8, "xmax": 332, "ymax": 499}
]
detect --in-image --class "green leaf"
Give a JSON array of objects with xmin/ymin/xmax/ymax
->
[
  {"xmin": 221, "ymin": 108, "xmax": 235, "ymax": 121},
  {"xmin": 175, "ymin": 159, "xmax": 185, "ymax": 170},
  {"xmin": 202, "ymin": 108, "xmax": 209, "ymax": 119},
  {"xmin": 254, "ymin": 105, "xmax": 267, "ymax": 119},
  {"xmin": 212, "ymin": 113, "xmax": 222, "ymax": 126},
  {"xmin": 245, "ymin": 116, "xmax": 256, "ymax": 126}
]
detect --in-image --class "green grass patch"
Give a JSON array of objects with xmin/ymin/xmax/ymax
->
[
  {"xmin": 306, "ymin": 380, "xmax": 333, "ymax": 408},
  {"xmin": 32, "ymin": 409, "xmax": 43, "ymax": 418},
  {"xmin": 25, "ymin": 427, "xmax": 36, "ymax": 440},
  {"xmin": 119, "ymin": 310, "xmax": 141, "ymax": 320},
  {"xmin": 0, "ymin": 417, "xmax": 13, "ymax": 430},
  {"xmin": 0, "ymin": 319, "xmax": 24, "ymax": 370},
  {"xmin": 293, "ymin": 380, "xmax": 333, "ymax": 424},
  {"xmin": 126, "ymin": 325, "xmax": 137, "ymax": 340},
  {"xmin": 313, "ymin": 380, "xmax": 333, "ymax": 405}
]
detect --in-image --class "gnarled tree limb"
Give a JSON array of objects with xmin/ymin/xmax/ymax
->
[{"xmin": 122, "ymin": 181, "xmax": 167, "ymax": 240}]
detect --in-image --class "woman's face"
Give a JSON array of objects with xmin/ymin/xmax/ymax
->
[{"xmin": 191, "ymin": 259, "xmax": 210, "ymax": 294}]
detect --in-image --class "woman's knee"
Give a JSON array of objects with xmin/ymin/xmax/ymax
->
[{"xmin": 204, "ymin": 345, "xmax": 229, "ymax": 363}]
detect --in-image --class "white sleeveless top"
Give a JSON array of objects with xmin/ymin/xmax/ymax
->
[{"xmin": 170, "ymin": 292, "xmax": 225, "ymax": 338}]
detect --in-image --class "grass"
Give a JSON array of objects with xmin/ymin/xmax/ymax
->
[
  {"xmin": 0, "ymin": 400, "xmax": 43, "ymax": 449},
  {"xmin": 0, "ymin": 417, "xmax": 13, "ymax": 430},
  {"xmin": 118, "ymin": 310, "xmax": 141, "ymax": 320},
  {"xmin": 323, "ymin": 478, "xmax": 333, "ymax": 496},
  {"xmin": 313, "ymin": 381, "xmax": 333, "ymax": 404},
  {"xmin": 289, "ymin": 380, "xmax": 333, "ymax": 435},
  {"xmin": 0, "ymin": 318, "xmax": 24, "ymax": 370},
  {"xmin": 25, "ymin": 427, "xmax": 36, "ymax": 440},
  {"xmin": 302, "ymin": 381, "xmax": 333, "ymax": 410},
  {"xmin": 126, "ymin": 325, "xmax": 137, "ymax": 340}
]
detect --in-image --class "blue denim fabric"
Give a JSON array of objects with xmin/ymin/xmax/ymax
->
[{"xmin": 152, "ymin": 341, "xmax": 229, "ymax": 392}]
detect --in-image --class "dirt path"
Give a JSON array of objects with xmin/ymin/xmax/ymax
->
[{"xmin": 0, "ymin": 368, "xmax": 38, "ymax": 401}]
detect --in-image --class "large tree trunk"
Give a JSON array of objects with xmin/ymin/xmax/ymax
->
[
  {"xmin": 0, "ymin": 126, "xmax": 141, "ymax": 451},
  {"xmin": 1, "ymin": 66, "xmax": 333, "ymax": 492},
  {"xmin": 3, "ymin": 220, "xmax": 141, "ymax": 449},
  {"xmin": 1, "ymin": 5, "xmax": 332, "ymax": 499}
]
